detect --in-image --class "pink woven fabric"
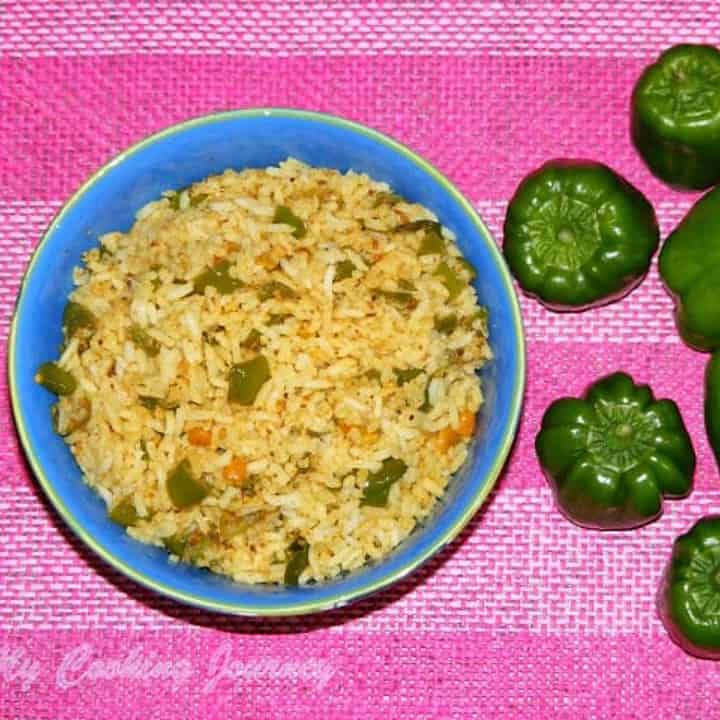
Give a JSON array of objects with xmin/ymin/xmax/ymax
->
[{"xmin": 2, "ymin": 2, "xmax": 720, "ymax": 717}]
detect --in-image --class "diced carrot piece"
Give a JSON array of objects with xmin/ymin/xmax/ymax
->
[
  {"xmin": 223, "ymin": 456, "xmax": 247, "ymax": 485},
  {"xmin": 225, "ymin": 241, "xmax": 241, "ymax": 253},
  {"xmin": 364, "ymin": 431, "xmax": 380, "ymax": 446},
  {"xmin": 256, "ymin": 253, "xmax": 273, "ymax": 270},
  {"xmin": 188, "ymin": 427, "xmax": 212, "ymax": 447},
  {"xmin": 257, "ymin": 246, "xmax": 288, "ymax": 269},
  {"xmin": 434, "ymin": 427, "xmax": 460, "ymax": 453},
  {"xmin": 456, "ymin": 410, "xmax": 476, "ymax": 438}
]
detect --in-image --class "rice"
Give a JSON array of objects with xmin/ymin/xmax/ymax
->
[{"xmin": 45, "ymin": 158, "xmax": 492, "ymax": 585}]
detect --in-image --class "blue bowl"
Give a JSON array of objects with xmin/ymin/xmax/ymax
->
[{"xmin": 9, "ymin": 110, "xmax": 525, "ymax": 615}]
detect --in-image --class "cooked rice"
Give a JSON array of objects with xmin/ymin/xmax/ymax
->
[{"xmin": 49, "ymin": 158, "xmax": 491, "ymax": 584}]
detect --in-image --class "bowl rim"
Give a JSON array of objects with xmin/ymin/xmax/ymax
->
[{"xmin": 8, "ymin": 108, "xmax": 526, "ymax": 616}]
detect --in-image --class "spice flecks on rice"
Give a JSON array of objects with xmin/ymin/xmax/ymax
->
[{"xmin": 42, "ymin": 159, "xmax": 491, "ymax": 585}]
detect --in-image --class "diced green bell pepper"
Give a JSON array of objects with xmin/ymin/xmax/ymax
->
[
  {"xmin": 395, "ymin": 219, "xmax": 445, "ymax": 256},
  {"xmin": 434, "ymin": 262, "xmax": 466, "ymax": 300},
  {"xmin": 129, "ymin": 324, "xmax": 161, "ymax": 357},
  {"xmin": 374, "ymin": 289, "xmax": 417, "ymax": 308},
  {"xmin": 274, "ymin": 206, "xmax": 306, "ymax": 238},
  {"xmin": 374, "ymin": 191, "xmax": 403, "ymax": 207},
  {"xmin": 334, "ymin": 260, "xmax": 356, "ymax": 281},
  {"xmin": 241, "ymin": 328, "xmax": 262, "ymax": 350},
  {"xmin": 166, "ymin": 459, "xmax": 209, "ymax": 509},
  {"xmin": 258, "ymin": 281, "xmax": 298, "ymax": 301},
  {"xmin": 193, "ymin": 259, "xmax": 243, "ymax": 296},
  {"xmin": 361, "ymin": 457, "xmax": 408, "ymax": 507},
  {"xmin": 164, "ymin": 534, "xmax": 188, "ymax": 557},
  {"xmin": 109, "ymin": 496, "xmax": 139, "ymax": 527},
  {"xmin": 228, "ymin": 355, "xmax": 271, "ymax": 405},
  {"xmin": 434, "ymin": 314, "xmax": 458, "ymax": 334},
  {"xmin": 63, "ymin": 301, "xmax": 96, "ymax": 338},
  {"xmin": 284, "ymin": 538, "xmax": 310, "ymax": 586},
  {"xmin": 393, "ymin": 368, "xmax": 424, "ymax": 386},
  {"xmin": 35, "ymin": 362, "xmax": 77, "ymax": 396}
]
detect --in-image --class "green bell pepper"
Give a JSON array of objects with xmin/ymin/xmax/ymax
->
[
  {"xmin": 393, "ymin": 367, "xmax": 423, "ymax": 386},
  {"xmin": 334, "ymin": 260, "xmax": 356, "ymax": 281},
  {"xmin": 394, "ymin": 220, "xmax": 446, "ymax": 256},
  {"xmin": 361, "ymin": 457, "xmax": 408, "ymax": 507},
  {"xmin": 63, "ymin": 301, "xmax": 96, "ymax": 339},
  {"xmin": 35, "ymin": 362, "xmax": 77, "ymax": 396},
  {"xmin": 284, "ymin": 538, "xmax": 310, "ymax": 586},
  {"xmin": 227, "ymin": 355, "xmax": 271, "ymax": 405},
  {"xmin": 434, "ymin": 313, "xmax": 458, "ymax": 335},
  {"xmin": 274, "ymin": 206, "xmax": 306, "ymax": 238},
  {"xmin": 193, "ymin": 259, "xmax": 244, "ymax": 296},
  {"xmin": 109, "ymin": 495, "xmax": 139, "ymax": 527},
  {"xmin": 535, "ymin": 372, "xmax": 695, "ymax": 529},
  {"xmin": 632, "ymin": 44, "xmax": 720, "ymax": 190},
  {"xmin": 659, "ymin": 185, "xmax": 720, "ymax": 351},
  {"xmin": 659, "ymin": 516, "xmax": 720, "ymax": 659},
  {"xmin": 166, "ymin": 459, "xmax": 209, "ymax": 509},
  {"xmin": 504, "ymin": 160, "xmax": 659, "ymax": 310},
  {"xmin": 433, "ymin": 262, "xmax": 465, "ymax": 300},
  {"xmin": 164, "ymin": 533, "xmax": 188, "ymax": 558},
  {"xmin": 706, "ymin": 352, "xmax": 720, "ymax": 468},
  {"xmin": 129, "ymin": 324, "xmax": 161, "ymax": 357}
]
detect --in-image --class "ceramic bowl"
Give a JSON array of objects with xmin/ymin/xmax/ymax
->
[{"xmin": 9, "ymin": 109, "xmax": 525, "ymax": 615}]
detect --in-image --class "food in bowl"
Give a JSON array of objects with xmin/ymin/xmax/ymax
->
[{"xmin": 34, "ymin": 158, "xmax": 491, "ymax": 585}]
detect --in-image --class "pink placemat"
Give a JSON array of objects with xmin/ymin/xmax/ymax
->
[{"xmin": 3, "ymin": 2, "xmax": 720, "ymax": 718}]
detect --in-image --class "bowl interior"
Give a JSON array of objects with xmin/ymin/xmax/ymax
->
[{"xmin": 10, "ymin": 110, "xmax": 524, "ymax": 615}]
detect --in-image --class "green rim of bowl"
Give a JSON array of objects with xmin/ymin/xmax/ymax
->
[{"xmin": 8, "ymin": 108, "xmax": 526, "ymax": 616}]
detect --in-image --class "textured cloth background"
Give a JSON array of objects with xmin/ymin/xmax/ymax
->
[{"xmin": 2, "ymin": 2, "xmax": 720, "ymax": 718}]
